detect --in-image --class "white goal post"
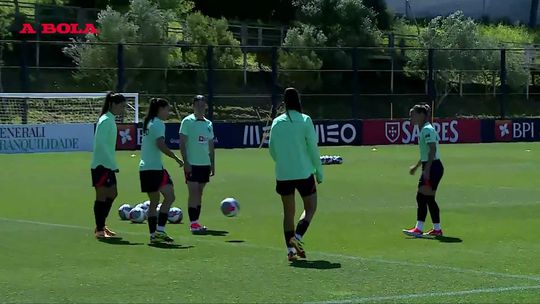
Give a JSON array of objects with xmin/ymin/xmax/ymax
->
[{"xmin": 0, "ymin": 93, "xmax": 140, "ymax": 124}]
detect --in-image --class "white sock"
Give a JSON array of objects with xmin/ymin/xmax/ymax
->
[
  {"xmin": 295, "ymin": 233, "xmax": 302, "ymax": 241},
  {"xmin": 150, "ymin": 232, "xmax": 155, "ymax": 237},
  {"xmin": 190, "ymin": 220, "xmax": 199, "ymax": 225},
  {"xmin": 157, "ymin": 226, "xmax": 165, "ymax": 232},
  {"xmin": 287, "ymin": 247, "xmax": 296, "ymax": 254},
  {"xmin": 415, "ymin": 221, "xmax": 424, "ymax": 231},
  {"xmin": 433, "ymin": 223, "xmax": 441, "ymax": 230}
]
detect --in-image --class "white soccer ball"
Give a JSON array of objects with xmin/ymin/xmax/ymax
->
[
  {"xmin": 118, "ymin": 204, "xmax": 132, "ymax": 221},
  {"xmin": 129, "ymin": 207, "xmax": 146, "ymax": 223},
  {"xmin": 136, "ymin": 202, "xmax": 149, "ymax": 211},
  {"xmin": 156, "ymin": 203, "xmax": 162, "ymax": 213},
  {"xmin": 220, "ymin": 198, "xmax": 240, "ymax": 217},
  {"xmin": 168, "ymin": 207, "xmax": 183, "ymax": 224},
  {"xmin": 142, "ymin": 200, "xmax": 151, "ymax": 209}
]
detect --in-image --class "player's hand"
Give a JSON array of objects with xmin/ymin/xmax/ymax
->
[
  {"xmin": 184, "ymin": 163, "xmax": 192, "ymax": 174},
  {"xmin": 315, "ymin": 172, "xmax": 323, "ymax": 184},
  {"xmin": 210, "ymin": 164, "xmax": 215, "ymax": 176},
  {"xmin": 409, "ymin": 165, "xmax": 418, "ymax": 175}
]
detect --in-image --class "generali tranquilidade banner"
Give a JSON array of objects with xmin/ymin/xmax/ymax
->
[{"xmin": 362, "ymin": 119, "xmax": 482, "ymax": 145}]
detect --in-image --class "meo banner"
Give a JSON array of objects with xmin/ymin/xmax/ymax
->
[
  {"xmin": 362, "ymin": 119, "xmax": 481, "ymax": 145},
  {"xmin": 0, "ymin": 123, "xmax": 94, "ymax": 154}
]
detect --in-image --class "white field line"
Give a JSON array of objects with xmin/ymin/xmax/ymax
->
[
  {"xmin": 1, "ymin": 217, "xmax": 540, "ymax": 284},
  {"xmin": 307, "ymin": 285, "xmax": 540, "ymax": 304}
]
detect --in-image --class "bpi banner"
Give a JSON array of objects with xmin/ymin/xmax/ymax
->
[
  {"xmin": 116, "ymin": 120, "xmax": 362, "ymax": 150},
  {"xmin": 0, "ymin": 123, "xmax": 94, "ymax": 154},
  {"xmin": 493, "ymin": 119, "xmax": 540, "ymax": 142},
  {"xmin": 362, "ymin": 119, "xmax": 482, "ymax": 145}
]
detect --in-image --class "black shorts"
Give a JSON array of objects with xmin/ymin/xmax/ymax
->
[
  {"xmin": 185, "ymin": 165, "xmax": 211, "ymax": 184},
  {"xmin": 91, "ymin": 165, "xmax": 117, "ymax": 188},
  {"xmin": 140, "ymin": 169, "xmax": 173, "ymax": 193},
  {"xmin": 419, "ymin": 159, "xmax": 444, "ymax": 191},
  {"xmin": 276, "ymin": 175, "xmax": 317, "ymax": 197}
]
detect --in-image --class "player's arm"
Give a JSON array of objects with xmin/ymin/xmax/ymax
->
[
  {"xmin": 209, "ymin": 138, "xmax": 215, "ymax": 176},
  {"xmin": 305, "ymin": 117, "xmax": 323, "ymax": 184},
  {"xmin": 179, "ymin": 119, "xmax": 190, "ymax": 172},
  {"xmin": 179, "ymin": 134, "xmax": 189, "ymax": 167},
  {"xmin": 209, "ymin": 123, "xmax": 215, "ymax": 176},
  {"xmin": 96, "ymin": 119, "xmax": 116, "ymax": 169},
  {"xmin": 157, "ymin": 137, "xmax": 183, "ymax": 167},
  {"xmin": 268, "ymin": 121, "xmax": 277, "ymax": 161}
]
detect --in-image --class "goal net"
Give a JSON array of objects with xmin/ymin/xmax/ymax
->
[{"xmin": 0, "ymin": 93, "xmax": 140, "ymax": 124}]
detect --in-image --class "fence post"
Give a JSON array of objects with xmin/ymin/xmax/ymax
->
[
  {"xmin": 20, "ymin": 41, "xmax": 29, "ymax": 124},
  {"xmin": 207, "ymin": 45, "xmax": 215, "ymax": 120},
  {"xmin": 427, "ymin": 49, "xmax": 436, "ymax": 106},
  {"xmin": 116, "ymin": 43, "xmax": 125, "ymax": 92},
  {"xmin": 500, "ymin": 49, "xmax": 507, "ymax": 119},
  {"xmin": 352, "ymin": 47, "xmax": 359, "ymax": 118},
  {"xmin": 271, "ymin": 46, "xmax": 279, "ymax": 118}
]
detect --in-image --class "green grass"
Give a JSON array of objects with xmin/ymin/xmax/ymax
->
[{"xmin": 1, "ymin": 143, "xmax": 540, "ymax": 303}]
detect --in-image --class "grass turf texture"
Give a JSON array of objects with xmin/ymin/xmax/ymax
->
[{"xmin": 1, "ymin": 143, "xmax": 539, "ymax": 303}]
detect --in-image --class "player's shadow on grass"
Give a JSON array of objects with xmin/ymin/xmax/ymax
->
[
  {"xmin": 194, "ymin": 230, "xmax": 229, "ymax": 237},
  {"xmin": 433, "ymin": 235, "xmax": 463, "ymax": 243},
  {"xmin": 290, "ymin": 260, "xmax": 342, "ymax": 270},
  {"xmin": 226, "ymin": 240, "xmax": 245, "ymax": 243},
  {"xmin": 147, "ymin": 243, "xmax": 194, "ymax": 249},
  {"xmin": 406, "ymin": 235, "xmax": 463, "ymax": 243},
  {"xmin": 98, "ymin": 238, "xmax": 143, "ymax": 246}
]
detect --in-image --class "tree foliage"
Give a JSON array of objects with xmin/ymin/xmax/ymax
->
[
  {"xmin": 279, "ymin": 24, "xmax": 326, "ymax": 90},
  {"xmin": 406, "ymin": 11, "xmax": 528, "ymax": 104},
  {"xmin": 63, "ymin": 0, "xmax": 242, "ymax": 92}
]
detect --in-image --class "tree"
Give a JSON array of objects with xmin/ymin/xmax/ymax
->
[
  {"xmin": 64, "ymin": 0, "xmax": 244, "ymax": 93},
  {"xmin": 405, "ymin": 11, "xmax": 528, "ymax": 106},
  {"xmin": 63, "ymin": 0, "xmax": 176, "ymax": 92},
  {"xmin": 362, "ymin": 0, "xmax": 392, "ymax": 30},
  {"xmin": 183, "ymin": 12, "xmax": 242, "ymax": 69},
  {"xmin": 278, "ymin": 24, "xmax": 326, "ymax": 90},
  {"xmin": 293, "ymin": 0, "xmax": 382, "ymax": 47}
]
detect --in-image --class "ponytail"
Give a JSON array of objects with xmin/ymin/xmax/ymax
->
[
  {"xmin": 283, "ymin": 87, "xmax": 302, "ymax": 122},
  {"xmin": 143, "ymin": 98, "xmax": 169, "ymax": 134},
  {"xmin": 100, "ymin": 92, "xmax": 126, "ymax": 117}
]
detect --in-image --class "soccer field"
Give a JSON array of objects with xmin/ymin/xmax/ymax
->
[{"xmin": 1, "ymin": 143, "xmax": 539, "ymax": 303}]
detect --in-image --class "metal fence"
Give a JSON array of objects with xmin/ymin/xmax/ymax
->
[{"xmin": 1, "ymin": 39, "xmax": 540, "ymax": 121}]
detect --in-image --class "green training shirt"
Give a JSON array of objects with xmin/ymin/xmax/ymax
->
[
  {"xmin": 268, "ymin": 110, "xmax": 323, "ymax": 182},
  {"xmin": 419, "ymin": 122, "xmax": 441, "ymax": 162},
  {"xmin": 179, "ymin": 114, "xmax": 214, "ymax": 166},
  {"xmin": 139, "ymin": 118, "xmax": 166, "ymax": 171},
  {"xmin": 91, "ymin": 111, "xmax": 118, "ymax": 170}
]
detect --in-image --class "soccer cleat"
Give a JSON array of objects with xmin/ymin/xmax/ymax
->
[
  {"xmin": 402, "ymin": 227, "xmax": 423, "ymax": 237},
  {"xmin": 95, "ymin": 229, "xmax": 113, "ymax": 239},
  {"xmin": 288, "ymin": 251, "xmax": 298, "ymax": 262},
  {"xmin": 423, "ymin": 229, "xmax": 443, "ymax": 237},
  {"xmin": 103, "ymin": 226, "xmax": 117, "ymax": 236},
  {"xmin": 190, "ymin": 223, "xmax": 208, "ymax": 234},
  {"xmin": 154, "ymin": 231, "xmax": 174, "ymax": 243},
  {"xmin": 289, "ymin": 237, "xmax": 306, "ymax": 259}
]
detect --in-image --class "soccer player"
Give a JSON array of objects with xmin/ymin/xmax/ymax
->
[
  {"xmin": 403, "ymin": 103, "xmax": 445, "ymax": 237},
  {"xmin": 179, "ymin": 95, "xmax": 215, "ymax": 234},
  {"xmin": 268, "ymin": 87, "xmax": 323, "ymax": 261},
  {"xmin": 140, "ymin": 98, "xmax": 184, "ymax": 243},
  {"xmin": 90, "ymin": 92, "xmax": 126, "ymax": 239}
]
